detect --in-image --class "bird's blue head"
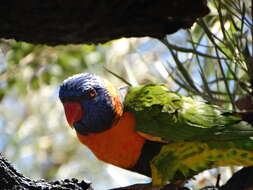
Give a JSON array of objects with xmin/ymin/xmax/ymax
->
[{"xmin": 59, "ymin": 73, "xmax": 123, "ymax": 135}]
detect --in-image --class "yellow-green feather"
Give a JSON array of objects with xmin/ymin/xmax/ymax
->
[{"xmin": 151, "ymin": 140, "xmax": 253, "ymax": 186}]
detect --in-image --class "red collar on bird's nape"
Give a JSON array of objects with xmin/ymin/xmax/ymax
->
[{"xmin": 59, "ymin": 73, "xmax": 124, "ymax": 135}]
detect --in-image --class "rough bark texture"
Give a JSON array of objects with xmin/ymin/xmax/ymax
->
[
  {"xmin": 1, "ymin": 152, "xmax": 253, "ymax": 190},
  {"xmin": 0, "ymin": 153, "xmax": 92, "ymax": 190},
  {"xmin": 0, "ymin": 0, "xmax": 209, "ymax": 45}
]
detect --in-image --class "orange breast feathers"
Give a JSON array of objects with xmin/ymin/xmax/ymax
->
[{"xmin": 76, "ymin": 112, "xmax": 146, "ymax": 169}]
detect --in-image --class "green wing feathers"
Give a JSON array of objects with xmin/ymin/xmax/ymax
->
[
  {"xmin": 124, "ymin": 85, "xmax": 253, "ymax": 141},
  {"xmin": 124, "ymin": 85, "xmax": 253, "ymax": 185}
]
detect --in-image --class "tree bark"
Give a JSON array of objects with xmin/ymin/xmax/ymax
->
[
  {"xmin": 1, "ymin": 152, "xmax": 253, "ymax": 190},
  {"xmin": 0, "ymin": 153, "xmax": 92, "ymax": 190},
  {"xmin": 0, "ymin": 0, "xmax": 209, "ymax": 45}
]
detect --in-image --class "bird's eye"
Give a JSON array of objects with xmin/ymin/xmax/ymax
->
[{"xmin": 87, "ymin": 88, "xmax": 97, "ymax": 98}]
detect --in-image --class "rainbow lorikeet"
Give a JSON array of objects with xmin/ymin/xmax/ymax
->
[{"xmin": 59, "ymin": 73, "xmax": 253, "ymax": 186}]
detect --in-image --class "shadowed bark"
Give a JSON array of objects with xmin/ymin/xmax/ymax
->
[
  {"xmin": 0, "ymin": 0, "xmax": 209, "ymax": 45},
  {"xmin": 0, "ymin": 153, "xmax": 92, "ymax": 190},
  {"xmin": 1, "ymin": 152, "xmax": 253, "ymax": 190}
]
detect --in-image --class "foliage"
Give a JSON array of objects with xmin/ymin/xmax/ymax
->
[{"xmin": 162, "ymin": 0, "xmax": 252, "ymax": 111}]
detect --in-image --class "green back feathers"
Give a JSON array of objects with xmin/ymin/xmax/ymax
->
[
  {"xmin": 124, "ymin": 85, "xmax": 253, "ymax": 142},
  {"xmin": 124, "ymin": 85, "xmax": 253, "ymax": 185}
]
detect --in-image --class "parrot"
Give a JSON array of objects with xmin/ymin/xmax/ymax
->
[{"xmin": 59, "ymin": 73, "xmax": 253, "ymax": 187}]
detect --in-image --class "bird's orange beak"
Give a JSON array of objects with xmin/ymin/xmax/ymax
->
[{"xmin": 63, "ymin": 102, "xmax": 83, "ymax": 128}]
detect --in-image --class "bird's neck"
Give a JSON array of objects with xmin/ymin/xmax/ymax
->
[
  {"xmin": 103, "ymin": 79, "xmax": 123, "ymax": 121},
  {"xmin": 76, "ymin": 112, "xmax": 146, "ymax": 169}
]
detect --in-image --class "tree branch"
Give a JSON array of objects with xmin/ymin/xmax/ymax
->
[
  {"xmin": 1, "ymin": 152, "xmax": 253, "ymax": 190},
  {"xmin": 0, "ymin": 153, "xmax": 93, "ymax": 190},
  {"xmin": 0, "ymin": 0, "xmax": 209, "ymax": 45}
]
